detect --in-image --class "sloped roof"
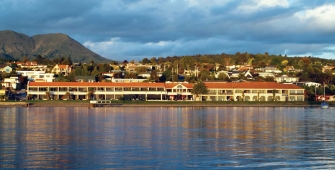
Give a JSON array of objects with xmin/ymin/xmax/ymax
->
[
  {"xmin": 57, "ymin": 65, "xmax": 69, "ymax": 69},
  {"xmin": 164, "ymin": 83, "xmax": 193, "ymax": 88}
]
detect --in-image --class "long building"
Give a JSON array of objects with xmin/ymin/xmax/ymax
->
[{"xmin": 27, "ymin": 81, "xmax": 305, "ymax": 101}]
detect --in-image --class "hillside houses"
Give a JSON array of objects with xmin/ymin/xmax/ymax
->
[
  {"xmin": 51, "ymin": 64, "xmax": 72, "ymax": 76},
  {"xmin": 3, "ymin": 54, "xmax": 335, "ymax": 104},
  {"xmin": 0, "ymin": 65, "xmax": 12, "ymax": 73}
]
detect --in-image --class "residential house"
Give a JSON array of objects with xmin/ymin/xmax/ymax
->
[
  {"xmin": 111, "ymin": 78, "xmax": 147, "ymax": 83},
  {"xmin": 226, "ymin": 65, "xmax": 241, "ymax": 71},
  {"xmin": 17, "ymin": 71, "xmax": 55, "ymax": 82},
  {"xmin": 294, "ymin": 82, "xmax": 321, "ymax": 87},
  {"xmin": 265, "ymin": 66, "xmax": 282, "ymax": 73},
  {"xmin": 75, "ymin": 76, "xmax": 96, "ymax": 82},
  {"xmin": 215, "ymin": 71, "xmax": 229, "ymax": 79},
  {"xmin": 257, "ymin": 72, "xmax": 275, "ymax": 78},
  {"xmin": 322, "ymin": 65, "xmax": 335, "ymax": 73},
  {"xmin": 285, "ymin": 66, "xmax": 296, "ymax": 73},
  {"xmin": 0, "ymin": 65, "xmax": 12, "ymax": 73},
  {"xmin": 2, "ymin": 77, "xmax": 18, "ymax": 89},
  {"xmin": 51, "ymin": 64, "xmax": 72, "ymax": 76},
  {"xmin": 275, "ymin": 75, "xmax": 299, "ymax": 83}
]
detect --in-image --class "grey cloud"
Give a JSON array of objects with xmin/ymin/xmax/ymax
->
[{"xmin": 0, "ymin": 0, "xmax": 334, "ymax": 60}]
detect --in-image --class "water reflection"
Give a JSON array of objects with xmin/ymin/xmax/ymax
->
[{"xmin": 0, "ymin": 107, "xmax": 334, "ymax": 169}]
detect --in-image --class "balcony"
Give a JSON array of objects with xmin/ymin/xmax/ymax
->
[{"xmin": 290, "ymin": 93, "xmax": 304, "ymax": 95}]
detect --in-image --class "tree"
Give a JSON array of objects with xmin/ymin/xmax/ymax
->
[
  {"xmin": 62, "ymin": 56, "xmax": 72, "ymax": 65},
  {"xmin": 91, "ymin": 66, "xmax": 100, "ymax": 77},
  {"xmin": 191, "ymin": 80, "xmax": 208, "ymax": 101},
  {"xmin": 99, "ymin": 63, "xmax": 111, "ymax": 73},
  {"xmin": 264, "ymin": 76, "xmax": 275, "ymax": 82},
  {"xmin": 135, "ymin": 66, "xmax": 148, "ymax": 74},
  {"xmin": 45, "ymin": 91, "xmax": 51, "ymax": 100},
  {"xmin": 150, "ymin": 57, "xmax": 157, "ymax": 64},
  {"xmin": 142, "ymin": 58, "xmax": 150, "ymax": 64},
  {"xmin": 63, "ymin": 92, "xmax": 70, "ymax": 100},
  {"xmin": 217, "ymin": 72, "xmax": 228, "ymax": 80},
  {"xmin": 162, "ymin": 70, "xmax": 172, "ymax": 81},
  {"xmin": 185, "ymin": 75, "xmax": 197, "ymax": 83},
  {"xmin": 124, "ymin": 72, "xmax": 137, "ymax": 79},
  {"xmin": 150, "ymin": 70, "xmax": 159, "ymax": 82}
]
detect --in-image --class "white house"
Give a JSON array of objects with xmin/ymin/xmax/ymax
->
[
  {"xmin": 17, "ymin": 71, "xmax": 55, "ymax": 82},
  {"xmin": 265, "ymin": 66, "xmax": 282, "ymax": 73},
  {"xmin": 2, "ymin": 77, "xmax": 19, "ymax": 89},
  {"xmin": 275, "ymin": 75, "xmax": 299, "ymax": 83},
  {"xmin": 0, "ymin": 65, "xmax": 12, "ymax": 73},
  {"xmin": 258, "ymin": 72, "xmax": 275, "ymax": 77},
  {"xmin": 294, "ymin": 82, "xmax": 321, "ymax": 87}
]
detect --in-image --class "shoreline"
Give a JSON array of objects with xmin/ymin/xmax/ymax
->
[{"xmin": 0, "ymin": 101, "xmax": 326, "ymax": 108}]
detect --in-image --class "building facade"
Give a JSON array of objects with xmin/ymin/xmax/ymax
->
[{"xmin": 27, "ymin": 81, "xmax": 305, "ymax": 102}]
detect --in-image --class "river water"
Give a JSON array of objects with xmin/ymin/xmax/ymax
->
[{"xmin": 0, "ymin": 107, "xmax": 334, "ymax": 169}]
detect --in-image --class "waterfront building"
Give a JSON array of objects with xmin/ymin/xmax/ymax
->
[{"xmin": 27, "ymin": 81, "xmax": 305, "ymax": 102}]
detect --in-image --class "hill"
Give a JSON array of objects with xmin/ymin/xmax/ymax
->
[{"xmin": 0, "ymin": 30, "xmax": 110, "ymax": 63}]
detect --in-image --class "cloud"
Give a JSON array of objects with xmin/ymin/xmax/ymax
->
[{"xmin": 0, "ymin": 0, "xmax": 335, "ymax": 60}]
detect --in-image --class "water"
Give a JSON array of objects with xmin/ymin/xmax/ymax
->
[{"xmin": 0, "ymin": 107, "xmax": 334, "ymax": 169}]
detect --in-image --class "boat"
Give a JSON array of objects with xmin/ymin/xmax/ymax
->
[
  {"xmin": 321, "ymin": 101, "xmax": 329, "ymax": 109},
  {"xmin": 321, "ymin": 83, "xmax": 329, "ymax": 109}
]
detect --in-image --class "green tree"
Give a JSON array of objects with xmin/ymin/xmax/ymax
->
[
  {"xmin": 54, "ymin": 73, "xmax": 69, "ymax": 82},
  {"xmin": 191, "ymin": 80, "xmax": 208, "ymax": 101},
  {"xmin": 99, "ymin": 63, "xmax": 111, "ymax": 73},
  {"xmin": 185, "ymin": 75, "xmax": 197, "ymax": 83},
  {"xmin": 150, "ymin": 57, "xmax": 157, "ymax": 64},
  {"xmin": 199, "ymin": 70, "xmax": 212, "ymax": 81},
  {"xmin": 162, "ymin": 70, "xmax": 172, "ymax": 81},
  {"xmin": 91, "ymin": 66, "xmax": 101, "ymax": 77},
  {"xmin": 142, "ymin": 58, "xmax": 150, "ymax": 64}
]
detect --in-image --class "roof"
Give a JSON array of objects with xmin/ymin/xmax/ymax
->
[
  {"xmin": 27, "ymin": 81, "xmax": 303, "ymax": 89},
  {"xmin": 0, "ymin": 64, "xmax": 10, "ymax": 68},
  {"xmin": 28, "ymin": 82, "xmax": 166, "ymax": 88},
  {"xmin": 165, "ymin": 83, "xmax": 193, "ymax": 88},
  {"xmin": 204, "ymin": 82, "xmax": 303, "ymax": 89},
  {"xmin": 57, "ymin": 65, "xmax": 69, "ymax": 69}
]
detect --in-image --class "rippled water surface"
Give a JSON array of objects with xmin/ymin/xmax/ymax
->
[{"xmin": 0, "ymin": 107, "xmax": 335, "ymax": 169}]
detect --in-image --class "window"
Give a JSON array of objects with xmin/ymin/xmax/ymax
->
[
  {"xmin": 115, "ymin": 87, "xmax": 122, "ymax": 92},
  {"xmin": 50, "ymin": 87, "xmax": 57, "ymax": 91},
  {"xmin": 39, "ymin": 87, "xmax": 48, "ymax": 91},
  {"xmin": 106, "ymin": 88, "xmax": 114, "ymax": 92},
  {"xmin": 59, "ymin": 87, "xmax": 68, "ymax": 91},
  {"xmin": 132, "ymin": 88, "xmax": 140, "ymax": 91},
  {"xmin": 297, "ymin": 96, "xmax": 303, "ymax": 101}
]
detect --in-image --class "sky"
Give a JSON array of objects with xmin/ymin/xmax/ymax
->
[{"xmin": 1, "ymin": 0, "xmax": 335, "ymax": 61}]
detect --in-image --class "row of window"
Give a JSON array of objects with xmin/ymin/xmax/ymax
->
[{"xmin": 29, "ymin": 87, "xmax": 166, "ymax": 92}]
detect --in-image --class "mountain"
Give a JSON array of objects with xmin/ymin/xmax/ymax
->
[{"xmin": 0, "ymin": 30, "xmax": 111, "ymax": 63}]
